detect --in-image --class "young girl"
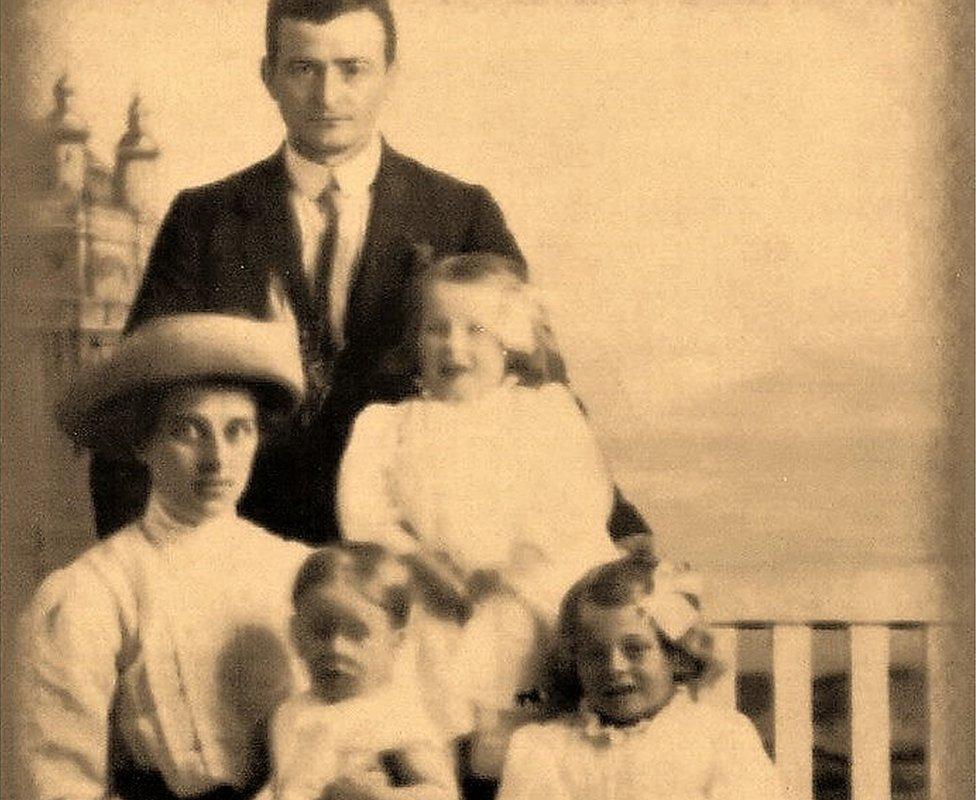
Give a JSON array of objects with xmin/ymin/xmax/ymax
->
[
  {"xmin": 18, "ymin": 314, "xmax": 312, "ymax": 800},
  {"xmin": 497, "ymin": 556, "xmax": 782, "ymax": 800},
  {"xmin": 265, "ymin": 542, "xmax": 458, "ymax": 800},
  {"xmin": 337, "ymin": 252, "xmax": 630, "ymax": 786}
]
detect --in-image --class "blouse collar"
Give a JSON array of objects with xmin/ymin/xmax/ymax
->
[{"xmin": 139, "ymin": 493, "xmax": 238, "ymax": 546}]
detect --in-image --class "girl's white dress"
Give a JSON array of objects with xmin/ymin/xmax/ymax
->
[
  {"xmin": 497, "ymin": 690, "xmax": 783, "ymax": 800},
  {"xmin": 18, "ymin": 497, "xmax": 311, "ymax": 800},
  {"xmin": 338, "ymin": 381, "xmax": 622, "ymax": 736}
]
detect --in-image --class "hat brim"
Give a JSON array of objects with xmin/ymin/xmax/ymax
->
[{"xmin": 57, "ymin": 313, "xmax": 306, "ymax": 446}]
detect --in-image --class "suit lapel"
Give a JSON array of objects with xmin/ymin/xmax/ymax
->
[
  {"xmin": 345, "ymin": 144, "xmax": 416, "ymax": 345},
  {"xmin": 239, "ymin": 150, "xmax": 314, "ymax": 325}
]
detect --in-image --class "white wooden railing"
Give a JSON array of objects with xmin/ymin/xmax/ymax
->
[{"xmin": 700, "ymin": 564, "xmax": 951, "ymax": 800}]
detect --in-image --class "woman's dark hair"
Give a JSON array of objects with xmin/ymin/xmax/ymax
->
[
  {"xmin": 544, "ymin": 556, "xmax": 721, "ymax": 714},
  {"xmin": 84, "ymin": 379, "xmax": 291, "ymax": 459},
  {"xmin": 266, "ymin": 0, "xmax": 397, "ymax": 66},
  {"xmin": 292, "ymin": 542, "xmax": 412, "ymax": 630}
]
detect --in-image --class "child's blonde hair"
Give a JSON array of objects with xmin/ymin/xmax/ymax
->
[
  {"xmin": 292, "ymin": 542, "xmax": 413, "ymax": 630},
  {"xmin": 546, "ymin": 555, "xmax": 721, "ymax": 713}
]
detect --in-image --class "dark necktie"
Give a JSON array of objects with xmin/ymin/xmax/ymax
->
[{"xmin": 299, "ymin": 181, "xmax": 340, "ymax": 425}]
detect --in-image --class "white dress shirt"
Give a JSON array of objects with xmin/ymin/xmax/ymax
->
[{"xmin": 283, "ymin": 136, "xmax": 382, "ymax": 347}]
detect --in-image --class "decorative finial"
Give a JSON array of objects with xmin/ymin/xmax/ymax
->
[
  {"xmin": 50, "ymin": 73, "xmax": 89, "ymax": 141},
  {"xmin": 117, "ymin": 93, "xmax": 159, "ymax": 157},
  {"xmin": 54, "ymin": 73, "xmax": 74, "ymax": 112}
]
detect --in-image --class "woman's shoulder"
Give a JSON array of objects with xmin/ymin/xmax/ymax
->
[{"xmin": 23, "ymin": 525, "xmax": 147, "ymax": 636}]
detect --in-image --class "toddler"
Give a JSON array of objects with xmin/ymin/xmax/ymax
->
[
  {"xmin": 267, "ymin": 542, "xmax": 458, "ymax": 800},
  {"xmin": 338, "ymin": 252, "xmax": 626, "ymax": 784}
]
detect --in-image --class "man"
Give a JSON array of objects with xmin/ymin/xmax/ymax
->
[{"xmin": 93, "ymin": 0, "xmax": 649, "ymax": 544}]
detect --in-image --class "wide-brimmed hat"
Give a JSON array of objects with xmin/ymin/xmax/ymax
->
[{"xmin": 57, "ymin": 313, "xmax": 306, "ymax": 447}]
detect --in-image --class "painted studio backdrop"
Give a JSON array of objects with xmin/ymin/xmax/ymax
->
[{"xmin": 2, "ymin": 1, "xmax": 969, "ymax": 798}]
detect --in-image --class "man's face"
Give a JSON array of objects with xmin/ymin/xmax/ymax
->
[{"xmin": 262, "ymin": 11, "xmax": 393, "ymax": 164}]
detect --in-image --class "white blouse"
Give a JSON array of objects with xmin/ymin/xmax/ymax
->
[
  {"xmin": 498, "ymin": 691, "xmax": 783, "ymax": 800},
  {"xmin": 17, "ymin": 498, "xmax": 311, "ymax": 799},
  {"xmin": 338, "ymin": 382, "xmax": 622, "ymax": 734}
]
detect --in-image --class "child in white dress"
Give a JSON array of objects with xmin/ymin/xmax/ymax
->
[
  {"xmin": 337, "ymin": 252, "xmax": 628, "ymax": 786},
  {"xmin": 497, "ymin": 556, "xmax": 783, "ymax": 800},
  {"xmin": 266, "ymin": 542, "xmax": 457, "ymax": 800}
]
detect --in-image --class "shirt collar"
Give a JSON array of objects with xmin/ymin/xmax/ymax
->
[{"xmin": 284, "ymin": 135, "xmax": 382, "ymax": 200}]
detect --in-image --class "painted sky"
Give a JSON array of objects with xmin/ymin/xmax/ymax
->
[{"xmin": 10, "ymin": 0, "xmax": 950, "ymax": 568}]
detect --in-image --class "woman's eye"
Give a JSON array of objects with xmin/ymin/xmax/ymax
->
[
  {"xmin": 624, "ymin": 641, "xmax": 651, "ymax": 660},
  {"xmin": 468, "ymin": 323, "xmax": 487, "ymax": 335},
  {"xmin": 225, "ymin": 419, "xmax": 255, "ymax": 441},
  {"xmin": 169, "ymin": 419, "xmax": 203, "ymax": 442}
]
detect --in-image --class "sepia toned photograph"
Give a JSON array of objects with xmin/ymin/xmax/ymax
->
[{"xmin": 1, "ymin": 1, "xmax": 973, "ymax": 799}]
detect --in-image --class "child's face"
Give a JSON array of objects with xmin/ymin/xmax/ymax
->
[
  {"xmin": 419, "ymin": 281, "xmax": 507, "ymax": 402},
  {"xmin": 138, "ymin": 385, "xmax": 259, "ymax": 523},
  {"xmin": 575, "ymin": 601, "xmax": 675, "ymax": 724},
  {"xmin": 292, "ymin": 580, "xmax": 403, "ymax": 703}
]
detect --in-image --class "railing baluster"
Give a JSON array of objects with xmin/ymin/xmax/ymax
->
[
  {"xmin": 703, "ymin": 625, "xmax": 738, "ymax": 709},
  {"xmin": 926, "ymin": 624, "xmax": 948, "ymax": 800},
  {"xmin": 773, "ymin": 624, "xmax": 813, "ymax": 800},
  {"xmin": 851, "ymin": 625, "xmax": 890, "ymax": 800}
]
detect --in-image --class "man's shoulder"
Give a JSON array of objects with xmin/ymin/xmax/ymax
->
[
  {"xmin": 174, "ymin": 152, "xmax": 285, "ymax": 208},
  {"xmin": 381, "ymin": 144, "xmax": 490, "ymax": 199}
]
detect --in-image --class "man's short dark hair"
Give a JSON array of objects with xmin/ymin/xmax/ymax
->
[{"xmin": 266, "ymin": 0, "xmax": 397, "ymax": 66}]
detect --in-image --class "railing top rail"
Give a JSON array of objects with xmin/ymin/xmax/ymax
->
[{"xmin": 699, "ymin": 563, "xmax": 951, "ymax": 625}]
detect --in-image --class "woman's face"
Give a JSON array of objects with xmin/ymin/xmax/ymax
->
[
  {"xmin": 138, "ymin": 385, "xmax": 259, "ymax": 523},
  {"xmin": 575, "ymin": 600, "xmax": 676, "ymax": 724},
  {"xmin": 419, "ymin": 281, "xmax": 507, "ymax": 402}
]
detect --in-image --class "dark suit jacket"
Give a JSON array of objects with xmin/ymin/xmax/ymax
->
[{"xmin": 93, "ymin": 144, "xmax": 650, "ymax": 542}]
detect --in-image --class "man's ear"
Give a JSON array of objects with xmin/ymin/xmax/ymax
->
[
  {"xmin": 260, "ymin": 56, "xmax": 276, "ymax": 97},
  {"xmin": 382, "ymin": 59, "xmax": 399, "ymax": 100},
  {"xmin": 289, "ymin": 614, "xmax": 306, "ymax": 657}
]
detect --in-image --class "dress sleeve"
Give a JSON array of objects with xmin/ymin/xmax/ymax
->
[
  {"xmin": 18, "ymin": 561, "xmax": 125, "ymax": 800},
  {"xmin": 497, "ymin": 725, "xmax": 572, "ymax": 800},
  {"xmin": 708, "ymin": 711, "xmax": 784, "ymax": 800},
  {"xmin": 337, "ymin": 404, "xmax": 418, "ymax": 556}
]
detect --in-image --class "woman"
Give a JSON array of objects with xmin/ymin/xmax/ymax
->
[{"xmin": 18, "ymin": 313, "xmax": 312, "ymax": 800}]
